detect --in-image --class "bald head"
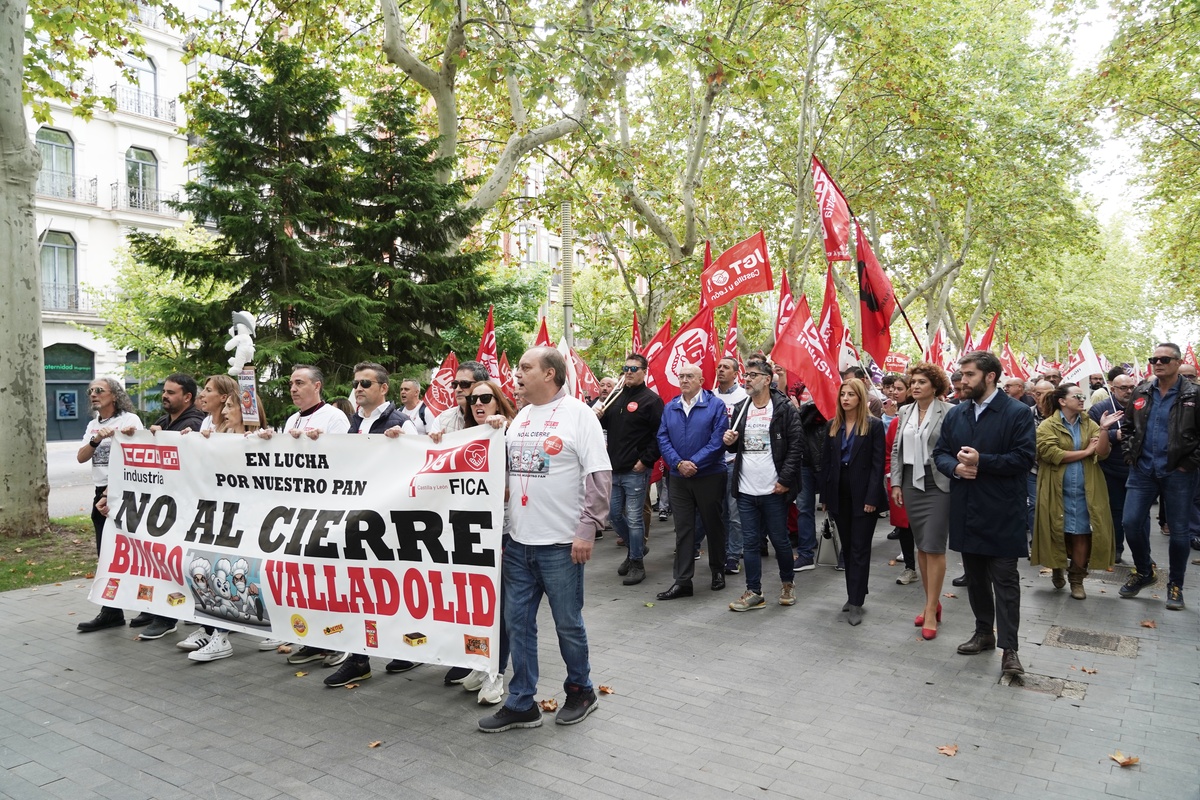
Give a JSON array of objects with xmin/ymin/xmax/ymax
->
[{"xmin": 677, "ymin": 363, "xmax": 703, "ymax": 401}]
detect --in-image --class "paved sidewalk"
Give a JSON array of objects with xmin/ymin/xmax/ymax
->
[{"xmin": 2, "ymin": 517, "xmax": 1197, "ymax": 799}]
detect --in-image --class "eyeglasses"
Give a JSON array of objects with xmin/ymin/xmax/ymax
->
[
  {"xmin": 453, "ymin": 380, "xmax": 476, "ymax": 390},
  {"xmin": 621, "ymin": 366, "xmax": 643, "ymax": 373},
  {"xmin": 1069, "ymin": 394, "xmax": 1087, "ymax": 401},
  {"xmin": 352, "ymin": 379, "xmax": 380, "ymax": 389},
  {"xmin": 678, "ymin": 374, "xmax": 700, "ymax": 381},
  {"xmin": 744, "ymin": 372, "xmax": 770, "ymax": 380},
  {"xmin": 87, "ymin": 387, "xmax": 108, "ymax": 395},
  {"xmin": 1148, "ymin": 356, "xmax": 1177, "ymax": 365},
  {"xmin": 466, "ymin": 394, "xmax": 496, "ymax": 406}
]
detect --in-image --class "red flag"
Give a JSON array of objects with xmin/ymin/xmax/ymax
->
[
  {"xmin": 631, "ymin": 311, "xmax": 642, "ymax": 354},
  {"xmin": 647, "ymin": 306, "xmax": 716, "ymax": 404},
  {"xmin": 1000, "ymin": 335, "xmax": 1029, "ymax": 381},
  {"xmin": 818, "ymin": 263, "xmax": 846, "ymax": 360},
  {"xmin": 771, "ymin": 294, "xmax": 841, "ymax": 419},
  {"xmin": 498, "ymin": 352, "xmax": 516, "ymax": 402},
  {"xmin": 475, "ymin": 306, "xmax": 501, "ymax": 381},
  {"xmin": 570, "ymin": 348, "xmax": 602, "ymax": 401},
  {"xmin": 884, "ymin": 352, "xmax": 911, "ymax": 373},
  {"xmin": 534, "ymin": 316, "xmax": 552, "ymax": 347},
  {"xmin": 1184, "ymin": 344, "xmax": 1198, "ymax": 369},
  {"xmin": 642, "ymin": 317, "xmax": 673, "ymax": 394},
  {"xmin": 976, "ymin": 313, "xmax": 1000, "ymax": 352},
  {"xmin": 723, "ymin": 303, "xmax": 744, "ymax": 383},
  {"xmin": 923, "ymin": 326, "xmax": 943, "ymax": 365},
  {"xmin": 423, "ymin": 351, "xmax": 459, "ymax": 415},
  {"xmin": 700, "ymin": 231, "xmax": 774, "ymax": 308},
  {"xmin": 811, "ymin": 155, "xmax": 852, "ymax": 262},
  {"xmin": 774, "ymin": 272, "xmax": 796, "ymax": 343},
  {"xmin": 854, "ymin": 222, "xmax": 896, "ymax": 367},
  {"xmin": 960, "ymin": 322, "xmax": 976, "ymax": 356}
]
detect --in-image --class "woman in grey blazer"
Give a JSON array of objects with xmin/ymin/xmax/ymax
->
[{"xmin": 889, "ymin": 362, "xmax": 954, "ymax": 640}]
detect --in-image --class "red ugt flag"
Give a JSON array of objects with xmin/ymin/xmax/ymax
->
[
  {"xmin": 1000, "ymin": 335, "xmax": 1029, "ymax": 381},
  {"xmin": 647, "ymin": 306, "xmax": 716, "ymax": 404},
  {"xmin": 812, "ymin": 155, "xmax": 852, "ymax": 262},
  {"xmin": 642, "ymin": 317, "xmax": 672, "ymax": 394},
  {"xmin": 475, "ymin": 306, "xmax": 501, "ymax": 382},
  {"xmin": 976, "ymin": 313, "xmax": 1000, "ymax": 353},
  {"xmin": 423, "ymin": 351, "xmax": 459, "ymax": 415},
  {"xmin": 498, "ymin": 352, "xmax": 516, "ymax": 402},
  {"xmin": 771, "ymin": 294, "xmax": 841, "ymax": 419},
  {"xmin": 855, "ymin": 221, "xmax": 896, "ymax": 367},
  {"xmin": 700, "ymin": 231, "xmax": 774, "ymax": 308},
  {"xmin": 818, "ymin": 263, "xmax": 846, "ymax": 360},
  {"xmin": 631, "ymin": 311, "xmax": 642, "ymax": 355},
  {"xmin": 774, "ymin": 271, "xmax": 796, "ymax": 344},
  {"xmin": 534, "ymin": 316, "xmax": 552, "ymax": 347}
]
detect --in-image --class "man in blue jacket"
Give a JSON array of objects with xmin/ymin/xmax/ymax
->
[
  {"xmin": 933, "ymin": 351, "xmax": 1036, "ymax": 678},
  {"xmin": 655, "ymin": 363, "xmax": 729, "ymax": 599}
]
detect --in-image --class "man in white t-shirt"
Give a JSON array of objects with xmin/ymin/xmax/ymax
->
[
  {"xmin": 76, "ymin": 377, "xmax": 144, "ymax": 632},
  {"xmin": 714, "ymin": 357, "xmax": 748, "ymax": 574},
  {"xmin": 429, "ymin": 361, "xmax": 490, "ymax": 437},
  {"xmin": 479, "ymin": 347, "xmax": 612, "ymax": 734},
  {"xmin": 398, "ymin": 378, "xmax": 429, "ymax": 435}
]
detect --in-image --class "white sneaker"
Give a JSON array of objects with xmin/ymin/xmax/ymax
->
[
  {"xmin": 188, "ymin": 632, "xmax": 233, "ymax": 662},
  {"xmin": 477, "ymin": 674, "xmax": 504, "ymax": 705},
  {"xmin": 896, "ymin": 568, "xmax": 919, "ymax": 585},
  {"xmin": 257, "ymin": 638, "xmax": 286, "ymax": 651},
  {"xmin": 461, "ymin": 669, "xmax": 488, "ymax": 692},
  {"xmin": 176, "ymin": 630, "xmax": 210, "ymax": 651},
  {"xmin": 324, "ymin": 651, "xmax": 349, "ymax": 667}
]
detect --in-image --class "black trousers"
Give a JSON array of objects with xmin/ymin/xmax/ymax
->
[
  {"xmin": 91, "ymin": 486, "xmax": 106, "ymax": 556},
  {"xmin": 670, "ymin": 472, "xmax": 727, "ymax": 585},
  {"xmin": 961, "ymin": 552, "xmax": 1021, "ymax": 650},
  {"xmin": 833, "ymin": 477, "xmax": 877, "ymax": 606}
]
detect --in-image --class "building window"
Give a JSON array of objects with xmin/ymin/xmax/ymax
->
[
  {"xmin": 196, "ymin": 0, "xmax": 223, "ymax": 17},
  {"xmin": 41, "ymin": 232, "xmax": 77, "ymax": 310},
  {"xmin": 35, "ymin": 128, "xmax": 75, "ymax": 198},
  {"xmin": 126, "ymin": 147, "xmax": 159, "ymax": 211},
  {"xmin": 127, "ymin": 52, "xmax": 157, "ymax": 96},
  {"xmin": 547, "ymin": 245, "xmax": 560, "ymax": 269}
]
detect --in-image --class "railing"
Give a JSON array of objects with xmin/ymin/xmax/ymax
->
[
  {"xmin": 112, "ymin": 84, "xmax": 176, "ymax": 123},
  {"xmin": 42, "ymin": 283, "xmax": 109, "ymax": 313},
  {"xmin": 131, "ymin": 2, "xmax": 163, "ymax": 29},
  {"xmin": 36, "ymin": 171, "xmax": 99, "ymax": 205},
  {"xmin": 110, "ymin": 183, "xmax": 180, "ymax": 216}
]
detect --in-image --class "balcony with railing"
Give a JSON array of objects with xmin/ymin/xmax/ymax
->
[
  {"xmin": 110, "ymin": 183, "xmax": 180, "ymax": 217},
  {"xmin": 130, "ymin": 2, "xmax": 163, "ymax": 29},
  {"xmin": 112, "ymin": 84, "xmax": 176, "ymax": 123},
  {"xmin": 42, "ymin": 283, "xmax": 110, "ymax": 314},
  {"xmin": 36, "ymin": 171, "xmax": 99, "ymax": 205}
]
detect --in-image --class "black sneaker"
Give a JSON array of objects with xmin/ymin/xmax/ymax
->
[
  {"xmin": 137, "ymin": 618, "xmax": 177, "ymax": 640},
  {"xmin": 444, "ymin": 666, "xmax": 472, "ymax": 685},
  {"xmin": 1119, "ymin": 568, "xmax": 1157, "ymax": 598},
  {"xmin": 385, "ymin": 659, "xmax": 419, "ymax": 674},
  {"xmin": 556, "ymin": 685, "xmax": 599, "ymax": 725},
  {"xmin": 287, "ymin": 646, "xmax": 331, "ymax": 665},
  {"xmin": 478, "ymin": 704, "xmax": 542, "ymax": 733},
  {"xmin": 324, "ymin": 658, "xmax": 371, "ymax": 687}
]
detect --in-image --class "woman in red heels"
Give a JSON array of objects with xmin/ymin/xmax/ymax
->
[{"xmin": 889, "ymin": 363, "xmax": 954, "ymax": 639}]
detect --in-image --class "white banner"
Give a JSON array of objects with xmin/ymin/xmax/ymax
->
[{"xmin": 88, "ymin": 427, "xmax": 504, "ymax": 672}]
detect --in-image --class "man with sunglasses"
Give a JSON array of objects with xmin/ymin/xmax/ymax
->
[
  {"xmin": 429, "ymin": 361, "xmax": 491, "ymax": 437},
  {"xmin": 1118, "ymin": 344, "xmax": 1200, "ymax": 610},
  {"xmin": 597, "ymin": 353, "xmax": 663, "ymax": 586},
  {"xmin": 347, "ymin": 362, "xmax": 415, "ymax": 436}
]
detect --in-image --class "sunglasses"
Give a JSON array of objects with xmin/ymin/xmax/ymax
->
[
  {"xmin": 352, "ymin": 379, "xmax": 381, "ymax": 389},
  {"xmin": 1069, "ymin": 394, "xmax": 1087, "ymax": 401},
  {"xmin": 466, "ymin": 394, "xmax": 496, "ymax": 406},
  {"xmin": 1148, "ymin": 356, "xmax": 1177, "ymax": 365},
  {"xmin": 621, "ymin": 366, "xmax": 643, "ymax": 373},
  {"xmin": 87, "ymin": 387, "xmax": 108, "ymax": 395},
  {"xmin": 453, "ymin": 380, "xmax": 476, "ymax": 390}
]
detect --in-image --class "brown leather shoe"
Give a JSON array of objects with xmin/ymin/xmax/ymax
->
[
  {"xmin": 1001, "ymin": 649, "xmax": 1024, "ymax": 676},
  {"xmin": 1051, "ymin": 568, "xmax": 1065, "ymax": 589},
  {"xmin": 956, "ymin": 632, "xmax": 997, "ymax": 655}
]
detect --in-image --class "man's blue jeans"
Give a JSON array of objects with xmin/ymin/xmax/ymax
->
[
  {"xmin": 723, "ymin": 468, "xmax": 743, "ymax": 560},
  {"xmin": 610, "ymin": 470, "xmax": 648, "ymax": 560},
  {"xmin": 1123, "ymin": 466, "xmax": 1200, "ymax": 587},
  {"xmin": 502, "ymin": 540, "xmax": 592, "ymax": 712},
  {"xmin": 794, "ymin": 465, "xmax": 817, "ymax": 562},
  {"xmin": 738, "ymin": 493, "xmax": 795, "ymax": 593}
]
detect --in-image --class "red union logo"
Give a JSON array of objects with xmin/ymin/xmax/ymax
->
[
  {"xmin": 120, "ymin": 444, "xmax": 181, "ymax": 470},
  {"xmin": 429, "ymin": 371, "xmax": 455, "ymax": 409},
  {"xmin": 666, "ymin": 330, "xmax": 707, "ymax": 387},
  {"xmin": 710, "ymin": 270, "xmax": 729, "ymax": 287},
  {"xmin": 415, "ymin": 441, "xmax": 490, "ymax": 476}
]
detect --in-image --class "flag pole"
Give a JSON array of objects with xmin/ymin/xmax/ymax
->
[{"xmin": 847, "ymin": 210, "xmax": 924, "ymax": 355}]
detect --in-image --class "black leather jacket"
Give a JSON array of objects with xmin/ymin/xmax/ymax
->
[{"xmin": 1119, "ymin": 377, "xmax": 1200, "ymax": 472}]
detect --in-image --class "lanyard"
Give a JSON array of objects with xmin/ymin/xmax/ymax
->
[{"xmin": 515, "ymin": 398, "xmax": 566, "ymax": 506}]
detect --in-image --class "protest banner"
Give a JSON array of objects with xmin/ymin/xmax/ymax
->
[{"xmin": 88, "ymin": 427, "xmax": 504, "ymax": 673}]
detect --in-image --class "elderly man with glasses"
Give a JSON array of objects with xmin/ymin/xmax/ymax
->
[
  {"xmin": 653, "ymin": 362, "xmax": 729, "ymax": 599},
  {"xmin": 1089, "ymin": 368, "xmax": 1138, "ymax": 564},
  {"xmin": 1118, "ymin": 344, "xmax": 1200, "ymax": 610}
]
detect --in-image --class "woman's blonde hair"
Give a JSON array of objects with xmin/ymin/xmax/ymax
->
[
  {"xmin": 829, "ymin": 378, "xmax": 872, "ymax": 437},
  {"xmin": 204, "ymin": 374, "xmax": 244, "ymax": 434}
]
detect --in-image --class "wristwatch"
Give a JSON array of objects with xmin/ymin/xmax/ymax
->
[{"xmin": 89, "ymin": 436, "xmax": 102, "ymax": 447}]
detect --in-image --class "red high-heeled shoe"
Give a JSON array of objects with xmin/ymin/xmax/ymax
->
[
  {"xmin": 921, "ymin": 626, "xmax": 937, "ymax": 640},
  {"xmin": 914, "ymin": 602, "xmax": 942, "ymax": 627}
]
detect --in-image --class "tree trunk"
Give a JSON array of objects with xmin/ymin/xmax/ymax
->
[{"xmin": 0, "ymin": 0, "xmax": 50, "ymax": 535}]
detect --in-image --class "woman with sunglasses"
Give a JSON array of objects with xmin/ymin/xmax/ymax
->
[
  {"xmin": 454, "ymin": 381, "xmax": 517, "ymax": 704},
  {"xmin": 1032, "ymin": 383, "xmax": 1121, "ymax": 599}
]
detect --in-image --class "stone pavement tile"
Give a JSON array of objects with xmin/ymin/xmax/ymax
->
[
  {"xmin": 9, "ymin": 760, "xmax": 61, "ymax": 787},
  {"xmin": 214, "ymin": 772, "xmax": 283, "ymax": 799},
  {"xmin": 42, "ymin": 777, "xmax": 105, "ymax": 800},
  {"xmin": 0, "ymin": 775, "xmax": 56, "ymax": 800}
]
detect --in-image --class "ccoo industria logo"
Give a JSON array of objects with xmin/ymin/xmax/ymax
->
[{"xmin": 120, "ymin": 444, "xmax": 181, "ymax": 470}]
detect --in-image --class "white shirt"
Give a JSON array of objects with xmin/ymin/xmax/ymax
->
[
  {"xmin": 680, "ymin": 392, "xmax": 700, "ymax": 417},
  {"xmin": 738, "ymin": 401, "xmax": 778, "ymax": 495},
  {"xmin": 715, "ymin": 383, "xmax": 748, "ymax": 462},
  {"xmin": 284, "ymin": 403, "xmax": 351, "ymax": 435},
  {"xmin": 430, "ymin": 405, "xmax": 467, "ymax": 435},
  {"xmin": 353, "ymin": 401, "xmax": 416, "ymax": 435},
  {"xmin": 507, "ymin": 394, "xmax": 611, "ymax": 545},
  {"xmin": 83, "ymin": 411, "xmax": 144, "ymax": 486},
  {"xmin": 402, "ymin": 402, "xmax": 429, "ymax": 435}
]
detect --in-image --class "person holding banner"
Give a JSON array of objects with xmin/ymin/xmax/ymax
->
[
  {"xmin": 429, "ymin": 361, "xmax": 490, "ymax": 438},
  {"xmin": 817, "ymin": 380, "xmax": 887, "ymax": 626},
  {"xmin": 347, "ymin": 362, "xmax": 415, "ymax": 436},
  {"xmin": 76, "ymin": 378, "xmax": 143, "ymax": 633},
  {"xmin": 479, "ymin": 347, "xmax": 611, "ymax": 732}
]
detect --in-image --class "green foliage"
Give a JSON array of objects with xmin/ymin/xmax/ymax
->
[{"xmin": 125, "ymin": 41, "xmax": 494, "ymax": 420}]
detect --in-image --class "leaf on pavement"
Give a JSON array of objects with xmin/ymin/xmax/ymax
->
[
  {"xmin": 368, "ymin": 741, "xmax": 382, "ymax": 748},
  {"xmin": 943, "ymin": 593, "xmax": 957, "ymax": 599},
  {"xmin": 937, "ymin": 744, "xmax": 958, "ymax": 757},
  {"xmin": 294, "ymin": 671, "xmax": 308, "ymax": 677},
  {"xmin": 888, "ymin": 559, "xmax": 897, "ymax": 566},
  {"xmin": 1082, "ymin": 667, "xmax": 1098, "ymax": 675},
  {"xmin": 1140, "ymin": 619, "xmax": 1157, "ymax": 628},
  {"xmin": 539, "ymin": 698, "xmax": 558, "ymax": 711},
  {"xmin": 344, "ymin": 683, "xmax": 359, "ymax": 689},
  {"xmin": 1109, "ymin": 751, "xmax": 1139, "ymax": 767},
  {"xmin": 598, "ymin": 685, "xmax": 614, "ymax": 694}
]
